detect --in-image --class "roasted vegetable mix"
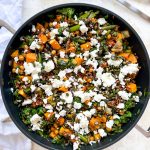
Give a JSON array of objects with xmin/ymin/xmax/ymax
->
[{"xmin": 10, "ymin": 8, "xmax": 141, "ymax": 150}]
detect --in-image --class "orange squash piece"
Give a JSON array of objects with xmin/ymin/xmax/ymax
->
[
  {"xmin": 36, "ymin": 23, "xmax": 44, "ymax": 31},
  {"xmin": 49, "ymin": 39, "xmax": 61, "ymax": 50},
  {"xmin": 58, "ymin": 86, "xmax": 68, "ymax": 92},
  {"xmin": 11, "ymin": 50, "xmax": 19, "ymax": 58},
  {"xmin": 18, "ymin": 89, "xmax": 27, "ymax": 98},
  {"xmin": 89, "ymin": 117, "xmax": 101, "ymax": 131},
  {"xmin": 38, "ymin": 33, "xmax": 48, "ymax": 44},
  {"xmin": 26, "ymin": 53, "xmax": 37, "ymax": 63},
  {"xmin": 127, "ymin": 54, "xmax": 137, "ymax": 64},
  {"xmin": 56, "ymin": 117, "xmax": 65, "ymax": 126},
  {"xmin": 80, "ymin": 42, "xmax": 91, "ymax": 51},
  {"xmin": 119, "ymin": 52, "xmax": 130, "ymax": 59},
  {"xmin": 74, "ymin": 57, "xmax": 84, "ymax": 66},
  {"xmin": 126, "ymin": 83, "xmax": 137, "ymax": 93},
  {"xmin": 44, "ymin": 112, "xmax": 54, "ymax": 121}
]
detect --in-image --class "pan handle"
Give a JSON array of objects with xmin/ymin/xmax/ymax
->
[
  {"xmin": 135, "ymin": 124, "xmax": 150, "ymax": 138},
  {"xmin": 0, "ymin": 19, "xmax": 16, "ymax": 34}
]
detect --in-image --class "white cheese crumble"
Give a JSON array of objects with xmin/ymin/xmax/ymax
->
[
  {"xmin": 101, "ymin": 30, "xmax": 107, "ymax": 35},
  {"xmin": 60, "ymin": 91, "xmax": 73, "ymax": 103},
  {"xmin": 107, "ymin": 58, "xmax": 123, "ymax": 67},
  {"xmin": 117, "ymin": 103, "xmax": 125, "ymax": 109},
  {"xmin": 100, "ymin": 101, "xmax": 107, "ymax": 107},
  {"xmin": 14, "ymin": 57, "xmax": 18, "ymax": 62},
  {"xmin": 74, "ymin": 102, "xmax": 82, "ymax": 109},
  {"xmin": 113, "ymin": 114, "xmax": 120, "ymax": 119},
  {"xmin": 119, "ymin": 64, "xmax": 139, "ymax": 85},
  {"xmin": 44, "ymin": 104, "xmax": 53, "ymax": 110},
  {"xmin": 63, "ymin": 30, "xmax": 70, "ymax": 37},
  {"xmin": 80, "ymin": 22, "xmax": 88, "ymax": 34},
  {"xmin": 30, "ymin": 114, "xmax": 42, "ymax": 131},
  {"xmin": 70, "ymin": 53, "xmax": 76, "ymax": 58},
  {"xmin": 30, "ymin": 39, "xmax": 40, "ymax": 50},
  {"xmin": 60, "ymin": 22, "xmax": 68, "ymax": 27},
  {"xmin": 59, "ymin": 51, "xmax": 65, "ymax": 58},
  {"xmin": 43, "ymin": 60, "xmax": 55, "ymax": 72},
  {"xmin": 86, "ymin": 58, "xmax": 98, "ymax": 69},
  {"xmin": 73, "ymin": 141, "xmax": 79, "ymax": 150},
  {"xmin": 90, "ymin": 49, "xmax": 99, "ymax": 58},
  {"xmin": 98, "ymin": 18, "xmax": 107, "ymax": 25},
  {"xmin": 133, "ymin": 95, "xmax": 139, "ymax": 102},
  {"xmin": 40, "ymin": 84, "xmax": 53, "ymax": 96},
  {"xmin": 91, "ymin": 29, "xmax": 97, "ymax": 34},
  {"xmin": 74, "ymin": 65, "xmax": 85, "ymax": 74},
  {"xmin": 90, "ymin": 38, "xmax": 98, "ymax": 46},
  {"xmin": 50, "ymin": 29, "xmax": 59, "ymax": 39},
  {"xmin": 106, "ymin": 120, "xmax": 114, "ymax": 129},
  {"xmin": 93, "ymin": 94, "xmax": 106, "ymax": 102},
  {"xmin": 32, "ymin": 25, "xmax": 36, "ymax": 32},
  {"xmin": 118, "ymin": 91, "xmax": 131, "ymax": 100},
  {"xmin": 58, "ymin": 37, "xmax": 64, "ymax": 44},
  {"xmin": 101, "ymin": 73, "xmax": 116, "ymax": 87},
  {"xmin": 96, "ymin": 67, "xmax": 104, "ymax": 78},
  {"xmin": 98, "ymin": 129, "xmax": 107, "ymax": 137},
  {"xmin": 43, "ymin": 98, "xmax": 47, "ymax": 104},
  {"xmin": 59, "ymin": 110, "xmax": 66, "ymax": 116},
  {"xmin": 52, "ymin": 21, "xmax": 57, "ymax": 26},
  {"xmin": 44, "ymin": 53, "xmax": 51, "ymax": 60},
  {"xmin": 22, "ymin": 99, "xmax": 32, "ymax": 106}
]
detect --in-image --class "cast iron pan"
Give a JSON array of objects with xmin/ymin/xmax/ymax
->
[{"xmin": 0, "ymin": 3, "xmax": 150, "ymax": 150}]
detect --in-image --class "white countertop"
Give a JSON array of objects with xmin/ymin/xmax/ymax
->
[{"xmin": 22, "ymin": 0, "xmax": 150, "ymax": 149}]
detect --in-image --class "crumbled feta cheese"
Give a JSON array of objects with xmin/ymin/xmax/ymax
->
[
  {"xmin": 90, "ymin": 108, "xmax": 96, "ymax": 115},
  {"xmin": 71, "ymin": 134, "xmax": 75, "ymax": 139},
  {"xmin": 43, "ymin": 60, "xmax": 55, "ymax": 72},
  {"xmin": 106, "ymin": 120, "xmax": 114, "ymax": 129},
  {"xmin": 22, "ymin": 99, "xmax": 32, "ymax": 106},
  {"xmin": 91, "ymin": 29, "xmax": 97, "ymax": 34},
  {"xmin": 22, "ymin": 77, "xmax": 28, "ymax": 83},
  {"xmin": 113, "ymin": 114, "xmax": 120, "ymax": 119},
  {"xmin": 74, "ymin": 65, "xmax": 85, "ymax": 74},
  {"xmin": 58, "ymin": 37, "xmax": 64, "ymax": 44},
  {"xmin": 100, "ymin": 101, "xmax": 107, "ymax": 107},
  {"xmin": 52, "ymin": 21, "xmax": 57, "ymax": 26},
  {"xmin": 60, "ymin": 22, "xmax": 68, "ymax": 27},
  {"xmin": 32, "ymin": 25, "xmax": 36, "ymax": 32},
  {"xmin": 59, "ymin": 51, "xmax": 65, "ymax": 58},
  {"xmin": 119, "ymin": 64, "xmax": 139, "ymax": 85},
  {"xmin": 43, "ymin": 98, "xmax": 47, "ymax": 104},
  {"xmin": 98, "ymin": 129, "xmax": 107, "ymax": 137},
  {"xmin": 60, "ymin": 91, "xmax": 73, "ymax": 103},
  {"xmin": 90, "ymin": 49, "xmax": 99, "ymax": 58},
  {"xmin": 40, "ymin": 84, "xmax": 53, "ymax": 96},
  {"xmin": 50, "ymin": 79, "xmax": 63, "ymax": 88},
  {"xmin": 79, "ymin": 20, "xmax": 85, "ymax": 25},
  {"xmin": 70, "ymin": 53, "xmax": 76, "ymax": 57},
  {"xmin": 90, "ymin": 38, "xmax": 98, "ymax": 46},
  {"xmin": 59, "ymin": 110, "xmax": 66, "ymax": 116},
  {"xmin": 44, "ymin": 53, "xmax": 51, "ymax": 60},
  {"xmin": 83, "ymin": 51, "xmax": 90, "ymax": 60},
  {"xmin": 104, "ymin": 52, "xmax": 112, "ymax": 59},
  {"xmin": 74, "ymin": 123, "xmax": 80, "ymax": 132},
  {"xmin": 74, "ymin": 15, "xmax": 78, "ymax": 20},
  {"xmin": 50, "ymin": 29, "xmax": 59, "ymax": 39},
  {"xmin": 83, "ymin": 110, "xmax": 92, "ymax": 118},
  {"xmin": 58, "ymin": 70, "xmax": 66, "ymax": 80},
  {"xmin": 15, "ymin": 68, "xmax": 19, "ymax": 74},
  {"xmin": 86, "ymin": 58, "xmax": 98, "ymax": 69},
  {"xmin": 94, "ymin": 94, "xmax": 106, "ymax": 102},
  {"xmin": 107, "ymin": 58, "xmax": 123, "ymax": 67},
  {"xmin": 101, "ymin": 30, "xmax": 107, "ymax": 35},
  {"xmin": 63, "ymin": 30, "xmax": 70, "ymax": 37},
  {"xmin": 96, "ymin": 67, "xmax": 104, "ymax": 78},
  {"xmin": 98, "ymin": 18, "xmax": 107, "ymax": 25},
  {"xmin": 92, "ymin": 78, "xmax": 102, "ymax": 87},
  {"xmin": 73, "ymin": 141, "xmax": 79, "ymax": 150},
  {"xmin": 117, "ymin": 103, "xmax": 125, "ymax": 109},
  {"xmin": 14, "ymin": 57, "xmax": 18, "ymax": 62},
  {"xmin": 30, "ymin": 40, "xmax": 40, "ymax": 50},
  {"xmin": 30, "ymin": 114, "xmax": 42, "ymax": 131},
  {"xmin": 44, "ymin": 104, "xmax": 53, "ymax": 110},
  {"xmin": 101, "ymin": 73, "xmax": 116, "ymax": 87},
  {"xmin": 55, "ymin": 113, "xmax": 60, "ymax": 119},
  {"xmin": 74, "ymin": 102, "xmax": 82, "ymax": 109},
  {"xmin": 118, "ymin": 91, "xmax": 131, "ymax": 100},
  {"xmin": 80, "ymin": 24, "xmax": 88, "ymax": 34},
  {"xmin": 133, "ymin": 95, "xmax": 139, "ymax": 102}
]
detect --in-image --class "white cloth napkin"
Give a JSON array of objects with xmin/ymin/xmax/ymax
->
[{"xmin": 0, "ymin": 0, "xmax": 32, "ymax": 150}]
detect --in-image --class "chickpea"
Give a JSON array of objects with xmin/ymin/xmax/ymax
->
[
  {"xmin": 19, "ymin": 55, "xmax": 24, "ymax": 61},
  {"xmin": 20, "ymin": 65, "xmax": 24, "ymax": 70},
  {"xmin": 12, "ymin": 68, "xmax": 16, "ymax": 73},
  {"xmin": 51, "ymin": 50, "xmax": 56, "ymax": 55},
  {"xmin": 18, "ymin": 69, "xmax": 23, "ymax": 74}
]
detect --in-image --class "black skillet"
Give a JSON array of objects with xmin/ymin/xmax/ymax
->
[{"xmin": 0, "ymin": 3, "xmax": 150, "ymax": 150}]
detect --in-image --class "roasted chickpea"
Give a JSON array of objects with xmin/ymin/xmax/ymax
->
[{"xmin": 19, "ymin": 55, "xmax": 24, "ymax": 61}]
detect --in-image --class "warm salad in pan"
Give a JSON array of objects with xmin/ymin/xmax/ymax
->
[{"xmin": 10, "ymin": 7, "xmax": 141, "ymax": 150}]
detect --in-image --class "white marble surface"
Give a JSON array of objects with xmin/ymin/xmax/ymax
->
[{"xmin": 21, "ymin": 0, "xmax": 150, "ymax": 149}]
